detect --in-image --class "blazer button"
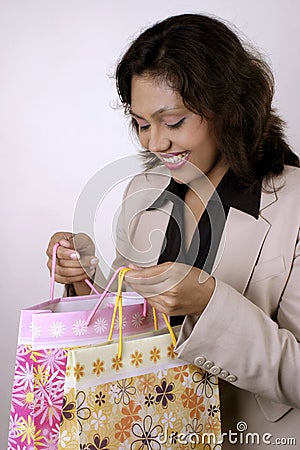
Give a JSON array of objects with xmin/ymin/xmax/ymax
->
[
  {"xmin": 210, "ymin": 365, "xmax": 221, "ymax": 375},
  {"xmin": 219, "ymin": 370, "xmax": 229, "ymax": 379},
  {"xmin": 203, "ymin": 360, "xmax": 214, "ymax": 370},
  {"xmin": 194, "ymin": 356, "xmax": 206, "ymax": 367},
  {"xmin": 226, "ymin": 374, "xmax": 238, "ymax": 383}
]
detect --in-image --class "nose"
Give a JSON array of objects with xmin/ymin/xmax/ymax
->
[{"xmin": 147, "ymin": 128, "xmax": 171, "ymax": 153}]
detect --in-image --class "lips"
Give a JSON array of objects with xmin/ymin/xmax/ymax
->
[{"xmin": 159, "ymin": 151, "xmax": 191, "ymax": 169}]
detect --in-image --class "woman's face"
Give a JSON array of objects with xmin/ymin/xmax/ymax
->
[{"xmin": 130, "ymin": 75, "xmax": 223, "ymax": 183}]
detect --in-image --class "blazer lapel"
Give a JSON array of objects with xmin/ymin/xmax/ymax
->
[
  {"xmin": 129, "ymin": 201, "xmax": 173, "ymax": 266},
  {"xmin": 211, "ymin": 187, "xmax": 277, "ymax": 294}
]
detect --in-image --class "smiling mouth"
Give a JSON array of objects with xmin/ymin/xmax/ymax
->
[{"xmin": 159, "ymin": 151, "xmax": 191, "ymax": 168}]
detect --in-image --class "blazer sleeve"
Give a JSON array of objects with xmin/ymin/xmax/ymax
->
[{"xmin": 175, "ymin": 227, "xmax": 300, "ymax": 409}]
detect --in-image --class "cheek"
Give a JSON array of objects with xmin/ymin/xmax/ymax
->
[{"xmin": 137, "ymin": 133, "xmax": 147, "ymax": 149}]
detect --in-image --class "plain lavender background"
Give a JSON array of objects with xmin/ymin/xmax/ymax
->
[{"xmin": 1, "ymin": 0, "xmax": 299, "ymax": 446}]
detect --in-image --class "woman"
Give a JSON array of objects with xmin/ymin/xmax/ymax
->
[{"xmin": 47, "ymin": 14, "xmax": 300, "ymax": 448}]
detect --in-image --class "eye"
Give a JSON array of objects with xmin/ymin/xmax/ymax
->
[
  {"xmin": 132, "ymin": 117, "xmax": 150, "ymax": 132},
  {"xmin": 166, "ymin": 118, "xmax": 185, "ymax": 129},
  {"xmin": 139, "ymin": 123, "xmax": 150, "ymax": 132}
]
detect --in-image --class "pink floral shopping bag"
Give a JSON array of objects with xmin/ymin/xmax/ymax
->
[{"xmin": 7, "ymin": 246, "xmax": 163, "ymax": 450}]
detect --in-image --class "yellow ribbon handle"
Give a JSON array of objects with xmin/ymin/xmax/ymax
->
[
  {"xmin": 108, "ymin": 267, "xmax": 177, "ymax": 360},
  {"xmin": 152, "ymin": 307, "xmax": 176, "ymax": 346},
  {"xmin": 108, "ymin": 268, "xmax": 130, "ymax": 359}
]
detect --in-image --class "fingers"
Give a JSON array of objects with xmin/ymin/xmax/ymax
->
[
  {"xmin": 72, "ymin": 233, "xmax": 95, "ymax": 255},
  {"xmin": 46, "ymin": 231, "xmax": 75, "ymax": 257},
  {"xmin": 46, "ymin": 231, "xmax": 98, "ymax": 285},
  {"xmin": 125, "ymin": 262, "xmax": 173, "ymax": 286},
  {"xmin": 143, "ymin": 294, "xmax": 181, "ymax": 316}
]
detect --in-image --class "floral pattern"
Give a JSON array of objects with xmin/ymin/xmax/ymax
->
[
  {"xmin": 192, "ymin": 369, "xmax": 219, "ymax": 399},
  {"xmin": 154, "ymin": 378, "xmax": 175, "ymax": 408},
  {"xmin": 8, "ymin": 345, "xmax": 68, "ymax": 450},
  {"xmin": 58, "ymin": 358, "xmax": 221, "ymax": 449}
]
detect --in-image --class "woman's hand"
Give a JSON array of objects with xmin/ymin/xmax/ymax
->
[
  {"xmin": 46, "ymin": 232, "xmax": 98, "ymax": 285},
  {"xmin": 125, "ymin": 262, "xmax": 215, "ymax": 316}
]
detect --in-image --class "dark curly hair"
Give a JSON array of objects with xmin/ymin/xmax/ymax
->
[{"xmin": 115, "ymin": 13, "xmax": 299, "ymax": 187}]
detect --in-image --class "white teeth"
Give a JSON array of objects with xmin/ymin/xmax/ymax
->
[{"xmin": 162, "ymin": 151, "xmax": 188, "ymax": 164}]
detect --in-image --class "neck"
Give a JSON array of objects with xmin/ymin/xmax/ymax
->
[{"xmin": 188, "ymin": 156, "xmax": 229, "ymax": 204}]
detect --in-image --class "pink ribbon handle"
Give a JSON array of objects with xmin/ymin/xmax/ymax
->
[
  {"xmin": 50, "ymin": 243, "xmax": 141, "ymax": 327},
  {"xmin": 50, "ymin": 242, "xmax": 61, "ymax": 300}
]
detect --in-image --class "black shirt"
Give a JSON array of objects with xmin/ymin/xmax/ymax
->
[{"xmin": 147, "ymin": 169, "xmax": 261, "ymax": 325}]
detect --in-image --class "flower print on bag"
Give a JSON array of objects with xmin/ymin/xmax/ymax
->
[
  {"xmin": 91, "ymin": 410, "xmax": 106, "ymax": 430},
  {"xmin": 115, "ymin": 420, "xmax": 131, "ymax": 444},
  {"xmin": 131, "ymin": 415, "xmax": 163, "ymax": 450},
  {"xmin": 17, "ymin": 415, "xmax": 35, "ymax": 446},
  {"xmin": 130, "ymin": 351, "xmax": 143, "ymax": 368},
  {"xmin": 72, "ymin": 319, "xmax": 88, "ymax": 336},
  {"xmin": 114, "ymin": 313, "xmax": 127, "ymax": 330},
  {"xmin": 95, "ymin": 390, "xmax": 106, "ymax": 406},
  {"xmin": 149, "ymin": 346, "xmax": 161, "ymax": 363},
  {"xmin": 76, "ymin": 391, "xmax": 91, "ymax": 435},
  {"xmin": 33, "ymin": 364, "xmax": 50, "ymax": 387},
  {"xmin": 34, "ymin": 382, "xmax": 63, "ymax": 426},
  {"xmin": 181, "ymin": 387, "xmax": 205, "ymax": 419},
  {"xmin": 154, "ymin": 378, "xmax": 175, "ymax": 409},
  {"xmin": 185, "ymin": 418, "xmax": 203, "ymax": 450},
  {"xmin": 161, "ymin": 411, "xmax": 176, "ymax": 429},
  {"xmin": 137, "ymin": 373, "xmax": 156, "ymax": 396},
  {"xmin": 112, "ymin": 378, "xmax": 136, "ymax": 405},
  {"xmin": 144, "ymin": 393, "xmax": 155, "ymax": 407},
  {"xmin": 121, "ymin": 400, "xmax": 142, "ymax": 428},
  {"xmin": 33, "ymin": 348, "xmax": 67, "ymax": 373},
  {"xmin": 49, "ymin": 321, "xmax": 66, "ymax": 338},
  {"xmin": 174, "ymin": 365, "xmax": 189, "ymax": 383},
  {"xmin": 29, "ymin": 322, "xmax": 42, "ymax": 339},
  {"xmin": 15, "ymin": 344, "xmax": 31, "ymax": 366},
  {"xmin": 11, "ymin": 385, "xmax": 34, "ymax": 413},
  {"xmin": 93, "ymin": 317, "xmax": 108, "ymax": 334},
  {"xmin": 86, "ymin": 433, "xmax": 110, "ymax": 450},
  {"xmin": 112, "ymin": 355, "xmax": 123, "ymax": 371},
  {"xmin": 74, "ymin": 362, "xmax": 85, "ymax": 381},
  {"xmin": 204, "ymin": 415, "xmax": 221, "ymax": 436},
  {"xmin": 92, "ymin": 359, "xmax": 105, "ymax": 376},
  {"xmin": 167, "ymin": 343, "xmax": 176, "ymax": 359},
  {"xmin": 61, "ymin": 395, "xmax": 76, "ymax": 424},
  {"xmin": 131, "ymin": 311, "xmax": 144, "ymax": 328},
  {"xmin": 208, "ymin": 404, "xmax": 219, "ymax": 417},
  {"xmin": 14, "ymin": 361, "xmax": 33, "ymax": 391},
  {"xmin": 192, "ymin": 369, "xmax": 218, "ymax": 399}
]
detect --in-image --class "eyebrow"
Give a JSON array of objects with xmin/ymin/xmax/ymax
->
[{"xmin": 129, "ymin": 106, "xmax": 183, "ymax": 120}]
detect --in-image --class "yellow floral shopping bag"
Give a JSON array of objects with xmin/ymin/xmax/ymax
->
[{"xmin": 58, "ymin": 270, "xmax": 222, "ymax": 449}]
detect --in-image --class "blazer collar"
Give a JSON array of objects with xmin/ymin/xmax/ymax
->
[{"xmin": 212, "ymin": 178, "xmax": 278, "ymax": 294}]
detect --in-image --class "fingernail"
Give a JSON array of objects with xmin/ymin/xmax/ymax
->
[
  {"xmin": 70, "ymin": 252, "xmax": 80, "ymax": 259},
  {"xmin": 60, "ymin": 239, "xmax": 71, "ymax": 247},
  {"xmin": 90, "ymin": 258, "xmax": 99, "ymax": 265}
]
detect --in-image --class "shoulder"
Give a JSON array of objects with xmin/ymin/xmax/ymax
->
[
  {"xmin": 271, "ymin": 165, "xmax": 300, "ymax": 196},
  {"xmin": 123, "ymin": 165, "xmax": 171, "ymax": 198},
  {"xmin": 262, "ymin": 166, "xmax": 300, "ymax": 221}
]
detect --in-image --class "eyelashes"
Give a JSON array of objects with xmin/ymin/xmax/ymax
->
[
  {"xmin": 134, "ymin": 117, "xmax": 186, "ymax": 132},
  {"xmin": 166, "ymin": 117, "xmax": 185, "ymax": 129}
]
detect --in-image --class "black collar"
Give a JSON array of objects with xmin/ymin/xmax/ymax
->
[{"xmin": 147, "ymin": 169, "xmax": 261, "ymax": 219}]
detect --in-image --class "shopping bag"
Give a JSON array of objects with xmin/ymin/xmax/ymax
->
[
  {"xmin": 7, "ymin": 247, "xmax": 163, "ymax": 450},
  {"xmin": 58, "ymin": 269, "xmax": 222, "ymax": 449}
]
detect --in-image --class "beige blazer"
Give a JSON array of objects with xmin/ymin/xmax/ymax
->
[{"xmin": 111, "ymin": 164, "xmax": 300, "ymax": 449}]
